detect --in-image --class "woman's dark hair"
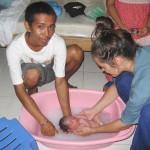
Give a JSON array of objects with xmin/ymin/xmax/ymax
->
[
  {"xmin": 59, "ymin": 116, "xmax": 69, "ymax": 132},
  {"xmin": 91, "ymin": 29, "xmax": 140, "ymax": 65},
  {"xmin": 91, "ymin": 16, "xmax": 115, "ymax": 41},
  {"xmin": 25, "ymin": 1, "xmax": 56, "ymax": 26}
]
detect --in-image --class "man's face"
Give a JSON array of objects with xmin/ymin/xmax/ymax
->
[{"xmin": 27, "ymin": 13, "xmax": 56, "ymax": 47}]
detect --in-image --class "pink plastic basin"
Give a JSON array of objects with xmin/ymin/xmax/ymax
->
[{"xmin": 19, "ymin": 89, "xmax": 135, "ymax": 150}]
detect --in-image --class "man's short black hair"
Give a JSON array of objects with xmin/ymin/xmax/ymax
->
[
  {"xmin": 59, "ymin": 116, "xmax": 69, "ymax": 132},
  {"xmin": 25, "ymin": 1, "xmax": 56, "ymax": 26}
]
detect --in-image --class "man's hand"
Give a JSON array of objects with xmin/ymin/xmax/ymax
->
[{"xmin": 41, "ymin": 120, "xmax": 58, "ymax": 136}]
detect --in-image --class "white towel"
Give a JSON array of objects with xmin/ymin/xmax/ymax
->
[{"xmin": 0, "ymin": 0, "xmax": 30, "ymax": 46}]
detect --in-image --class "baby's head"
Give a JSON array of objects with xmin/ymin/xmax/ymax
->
[
  {"xmin": 91, "ymin": 16, "xmax": 115, "ymax": 40},
  {"xmin": 59, "ymin": 116, "xmax": 79, "ymax": 132}
]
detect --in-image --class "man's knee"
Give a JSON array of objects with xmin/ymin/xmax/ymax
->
[
  {"xmin": 67, "ymin": 44, "xmax": 83, "ymax": 61},
  {"xmin": 23, "ymin": 69, "xmax": 41, "ymax": 88}
]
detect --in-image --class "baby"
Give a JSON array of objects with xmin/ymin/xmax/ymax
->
[{"xmin": 59, "ymin": 114, "xmax": 102, "ymax": 132}]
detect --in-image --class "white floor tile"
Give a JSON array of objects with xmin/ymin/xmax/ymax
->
[
  {"xmin": 68, "ymin": 71, "xmax": 84, "ymax": 88},
  {"xmin": 0, "ymin": 48, "xmax": 7, "ymax": 76},
  {"xmin": 84, "ymin": 72, "xmax": 107, "ymax": 91},
  {"xmin": 0, "ymin": 96, "xmax": 22, "ymax": 119},
  {"xmin": 84, "ymin": 52, "xmax": 100, "ymax": 72},
  {"xmin": 0, "ymin": 65, "xmax": 15, "ymax": 96}
]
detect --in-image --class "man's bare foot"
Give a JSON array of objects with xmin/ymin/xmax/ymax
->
[
  {"xmin": 68, "ymin": 83, "xmax": 77, "ymax": 88},
  {"xmin": 28, "ymin": 86, "xmax": 38, "ymax": 95}
]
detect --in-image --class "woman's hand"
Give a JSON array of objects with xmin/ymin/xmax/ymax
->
[
  {"xmin": 41, "ymin": 120, "xmax": 58, "ymax": 136},
  {"xmin": 73, "ymin": 126, "xmax": 95, "ymax": 136},
  {"xmin": 77, "ymin": 108, "xmax": 97, "ymax": 120}
]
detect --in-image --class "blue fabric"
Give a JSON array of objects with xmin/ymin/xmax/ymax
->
[
  {"xmin": 121, "ymin": 46, "xmax": 150, "ymax": 125},
  {"xmin": 114, "ymin": 46, "xmax": 150, "ymax": 150},
  {"xmin": 116, "ymin": 73, "xmax": 150, "ymax": 150},
  {"xmin": 0, "ymin": 117, "xmax": 38, "ymax": 150},
  {"xmin": 0, "ymin": 4, "xmax": 7, "ymax": 11},
  {"xmin": 130, "ymin": 104, "xmax": 150, "ymax": 150},
  {"xmin": 0, "ymin": 0, "xmax": 13, "ymax": 7},
  {"xmin": 115, "ymin": 72, "xmax": 133, "ymax": 104},
  {"xmin": 47, "ymin": 1, "xmax": 62, "ymax": 16},
  {"xmin": 103, "ymin": 81, "xmax": 113, "ymax": 91}
]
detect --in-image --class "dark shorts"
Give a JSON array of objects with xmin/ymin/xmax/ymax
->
[{"xmin": 21, "ymin": 61, "xmax": 55, "ymax": 87}]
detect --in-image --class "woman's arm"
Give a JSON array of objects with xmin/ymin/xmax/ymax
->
[
  {"xmin": 106, "ymin": 0, "xmax": 129, "ymax": 31},
  {"xmin": 74, "ymin": 119, "xmax": 132, "ymax": 136},
  {"xmin": 92, "ymin": 83, "xmax": 118, "ymax": 113},
  {"xmin": 79, "ymin": 83, "xmax": 118, "ymax": 120}
]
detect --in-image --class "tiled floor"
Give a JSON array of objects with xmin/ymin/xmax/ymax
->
[{"xmin": 0, "ymin": 48, "xmax": 134, "ymax": 150}]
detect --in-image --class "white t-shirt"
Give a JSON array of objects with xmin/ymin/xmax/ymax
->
[{"xmin": 6, "ymin": 33, "xmax": 67, "ymax": 85}]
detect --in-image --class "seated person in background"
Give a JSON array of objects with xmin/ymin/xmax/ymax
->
[
  {"xmin": 59, "ymin": 114, "xmax": 102, "ymax": 133},
  {"xmin": 106, "ymin": 0, "xmax": 150, "ymax": 46},
  {"xmin": 91, "ymin": 16, "xmax": 115, "ymax": 91}
]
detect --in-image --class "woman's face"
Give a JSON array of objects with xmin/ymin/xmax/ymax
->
[{"xmin": 94, "ymin": 56, "xmax": 122, "ymax": 77}]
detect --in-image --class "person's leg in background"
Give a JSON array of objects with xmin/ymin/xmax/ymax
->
[{"xmin": 130, "ymin": 104, "xmax": 150, "ymax": 150}]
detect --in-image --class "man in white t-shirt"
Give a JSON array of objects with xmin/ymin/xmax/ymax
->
[{"xmin": 6, "ymin": 1, "xmax": 83, "ymax": 136}]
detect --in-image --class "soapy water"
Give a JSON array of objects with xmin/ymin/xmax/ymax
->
[{"xmin": 38, "ymin": 107, "xmax": 118, "ymax": 140}]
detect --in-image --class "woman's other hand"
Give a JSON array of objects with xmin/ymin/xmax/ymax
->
[{"xmin": 78, "ymin": 108, "xmax": 97, "ymax": 120}]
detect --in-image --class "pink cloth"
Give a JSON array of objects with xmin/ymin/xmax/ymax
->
[{"xmin": 105, "ymin": 73, "xmax": 113, "ymax": 82}]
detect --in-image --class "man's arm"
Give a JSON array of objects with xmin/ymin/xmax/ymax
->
[
  {"xmin": 14, "ymin": 83, "xmax": 56, "ymax": 136},
  {"xmin": 55, "ymin": 77, "xmax": 72, "ymax": 116}
]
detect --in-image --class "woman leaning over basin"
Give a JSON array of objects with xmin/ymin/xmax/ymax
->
[{"xmin": 74, "ymin": 29, "xmax": 150, "ymax": 150}]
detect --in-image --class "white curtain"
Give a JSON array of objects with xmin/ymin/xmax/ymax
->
[{"xmin": 0, "ymin": 0, "xmax": 30, "ymax": 46}]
